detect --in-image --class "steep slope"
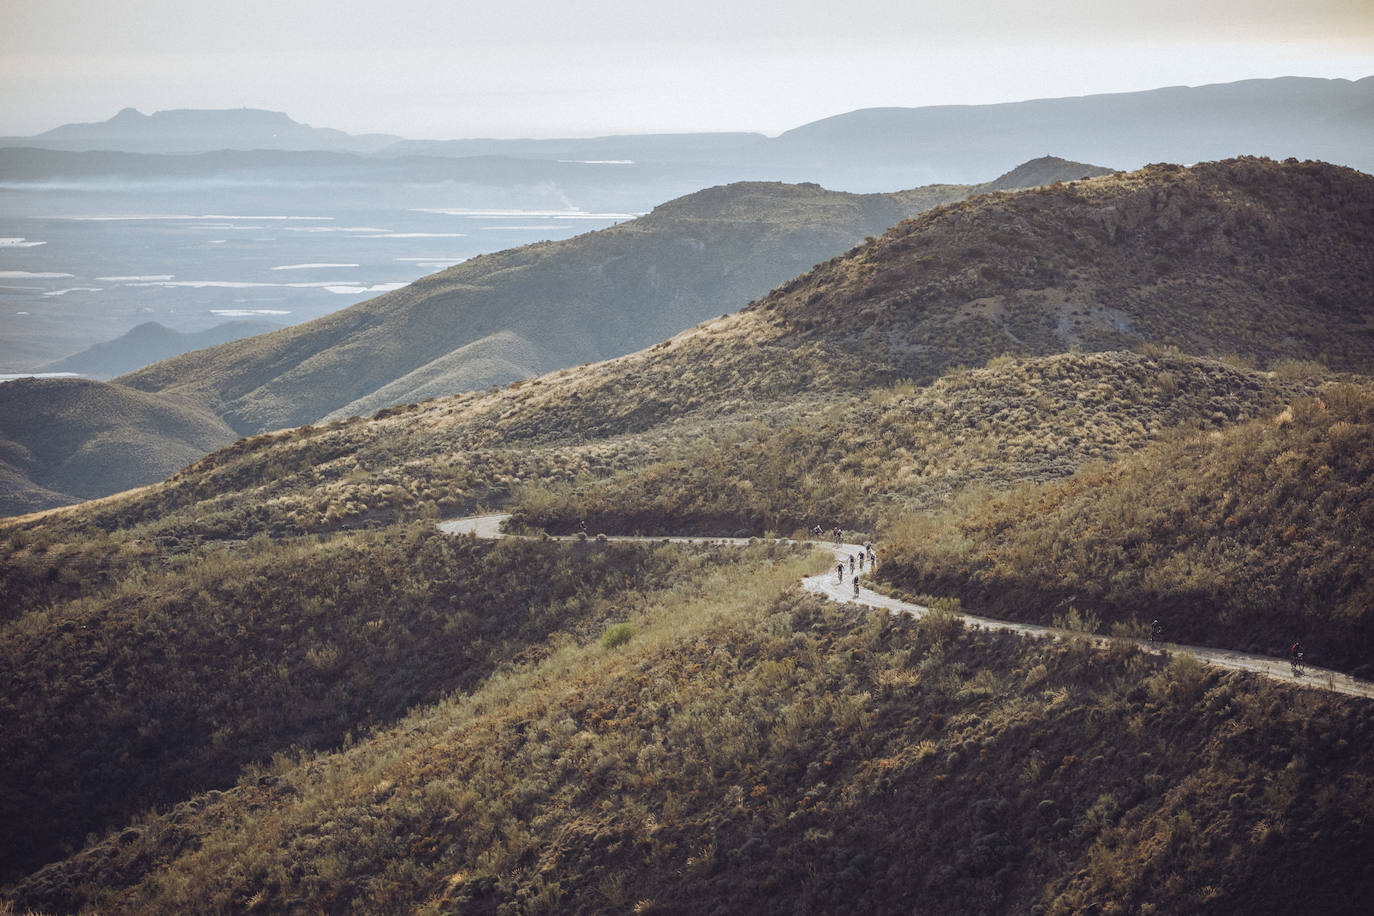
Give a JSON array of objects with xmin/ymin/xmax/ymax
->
[
  {"xmin": 42, "ymin": 159, "xmax": 1373, "ymax": 529},
  {"xmin": 0, "ymin": 525, "xmax": 741, "ymax": 883},
  {"xmin": 0, "ymin": 377, "xmax": 238, "ymax": 514},
  {"xmin": 348, "ymin": 158, "xmax": 1373, "ymax": 457},
  {"xmin": 756, "ymin": 157, "xmax": 1374, "ymax": 382},
  {"xmin": 12, "ymin": 563, "xmax": 1374, "ymax": 915},
  {"xmin": 117, "ymin": 158, "xmax": 1111, "ymax": 435}
]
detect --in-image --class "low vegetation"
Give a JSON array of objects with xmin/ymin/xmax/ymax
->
[
  {"xmin": 115, "ymin": 162, "xmax": 1105, "ymax": 437},
  {"xmin": 760, "ymin": 158, "xmax": 1374, "ymax": 381},
  {"xmin": 13, "ymin": 551, "xmax": 1374, "ymax": 913},
  {"xmin": 876, "ymin": 380, "xmax": 1374, "ymax": 674},
  {"xmin": 0, "ymin": 524, "xmax": 768, "ymax": 881},
  {"xmin": 508, "ymin": 350, "xmax": 1316, "ymax": 538},
  {"xmin": 3, "ymin": 158, "xmax": 1372, "ymax": 911}
]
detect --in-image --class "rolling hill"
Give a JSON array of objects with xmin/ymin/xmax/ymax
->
[
  {"xmin": 763, "ymin": 157, "xmax": 1374, "ymax": 378},
  {"xmin": 0, "ymin": 377, "xmax": 238, "ymax": 516},
  {"xmin": 115, "ymin": 157, "xmax": 1112, "ymax": 437},
  {"xmin": 347, "ymin": 156, "xmax": 1374, "ymax": 455},
  {"xmin": 39, "ymin": 319, "xmax": 284, "ymax": 381},
  {"xmin": 3, "ymin": 156, "xmax": 1373, "ymax": 913}
]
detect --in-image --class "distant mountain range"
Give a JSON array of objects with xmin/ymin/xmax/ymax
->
[
  {"xmin": 3, "ymin": 77, "xmax": 1370, "ymax": 187},
  {"xmin": 3, "ymin": 106, "xmax": 403, "ymax": 154},
  {"xmin": 767, "ymin": 76, "xmax": 1374, "ymax": 186}
]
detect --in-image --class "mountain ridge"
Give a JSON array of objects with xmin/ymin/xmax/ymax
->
[
  {"xmin": 3, "ymin": 106, "xmax": 402, "ymax": 154},
  {"xmin": 4, "ymin": 77, "xmax": 1370, "ymax": 185},
  {"xmin": 113, "ymin": 157, "xmax": 1112, "ymax": 438},
  {"xmin": 771, "ymin": 76, "xmax": 1374, "ymax": 183}
]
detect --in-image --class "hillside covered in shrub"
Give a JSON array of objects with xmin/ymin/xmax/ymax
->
[
  {"xmin": 12, "ymin": 560, "xmax": 1374, "ymax": 914},
  {"xmin": 3, "ymin": 157, "xmax": 1372, "ymax": 912},
  {"xmin": 875, "ymin": 380, "xmax": 1374, "ymax": 674},
  {"xmin": 506, "ymin": 349, "xmax": 1318, "ymax": 536},
  {"xmin": 0, "ymin": 525, "xmax": 766, "ymax": 882}
]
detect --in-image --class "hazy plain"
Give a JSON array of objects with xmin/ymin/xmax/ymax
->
[{"xmin": 0, "ymin": 179, "xmax": 635, "ymax": 372}]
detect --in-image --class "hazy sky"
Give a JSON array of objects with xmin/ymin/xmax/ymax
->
[{"xmin": 2, "ymin": 0, "xmax": 1371, "ymax": 138}]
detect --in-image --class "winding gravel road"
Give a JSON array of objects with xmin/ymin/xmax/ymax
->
[{"xmin": 439, "ymin": 514, "xmax": 1374, "ymax": 700}]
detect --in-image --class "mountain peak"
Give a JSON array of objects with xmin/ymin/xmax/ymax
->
[
  {"xmin": 982, "ymin": 155, "xmax": 1115, "ymax": 191},
  {"xmin": 22, "ymin": 107, "xmax": 399, "ymax": 154}
]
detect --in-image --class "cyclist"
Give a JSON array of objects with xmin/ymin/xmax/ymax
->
[{"xmin": 1290, "ymin": 641, "xmax": 1305, "ymax": 675}]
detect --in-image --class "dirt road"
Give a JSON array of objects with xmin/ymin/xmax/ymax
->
[{"xmin": 440, "ymin": 515, "xmax": 1374, "ymax": 700}]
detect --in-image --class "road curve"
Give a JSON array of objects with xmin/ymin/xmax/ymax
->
[{"xmin": 440, "ymin": 515, "xmax": 1374, "ymax": 700}]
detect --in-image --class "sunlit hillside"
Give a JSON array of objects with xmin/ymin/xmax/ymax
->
[
  {"xmin": 3, "ymin": 157, "xmax": 1372, "ymax": 914},
  {"xmin": 115, "ymin": 158, "xmax": 1110, "ymax": 437}
]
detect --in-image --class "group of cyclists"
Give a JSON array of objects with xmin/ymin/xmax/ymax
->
[
  {"xmin": 817, "ymin": 528, "xmax": 875, "ymax": 598},
  {"xmin": 809, "ymin": 537, "xmax": 1313, "ymax": 677}
]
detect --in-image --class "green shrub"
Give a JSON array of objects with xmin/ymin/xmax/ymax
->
[{"xmin": 601, "ymin": 623, "xmax": 636, "ymax": 650}]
